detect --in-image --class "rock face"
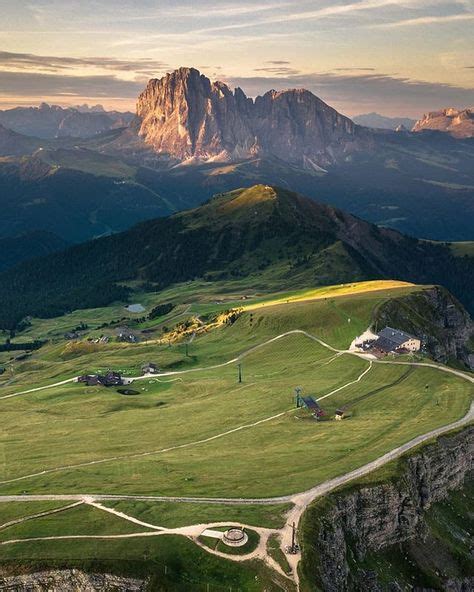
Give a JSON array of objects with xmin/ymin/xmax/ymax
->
[
  {"xmin": 136, "ymin": 67, "xmax": 363, "ymax": 168},
  {"xmin": 0, "ymin": 569, "xmax": 145, "ymax": 591},
  {"xmin": 375, "ymin": 286, "xmax": 474, "ymax": 366},
  {"xmin": 301, "ymin": 427, "xmax": 474, "ymax": 592},
  {"xmin": 412, "ymin": 107, "xmax": 474, "ymax": 138}
]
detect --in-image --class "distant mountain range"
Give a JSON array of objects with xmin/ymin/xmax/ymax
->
[
  {"xmin": 0, "ymin": 102, "xmax": 134, "ymax": 139},
  {"xmin": 352, "ymin": 113, "xmax": 417, "ymax": 131},
  {"xmin": 0, "ymin": 185, "xmax": 472, "ymax": 330},
  {"xmin": 0, "ymin": 67, "xmax": 472, "ymax": 251},
  {"xmin": 412, "ymin": 108, "xmax": 474, "ymax": 139},
  {"xmin": 354, "ymin": 108, "xmax": 474, "ymax": 138}
]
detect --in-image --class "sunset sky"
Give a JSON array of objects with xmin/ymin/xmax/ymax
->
[{"xmin": 1, "ymin": 0, "xmax": 473, "ymax": 117}]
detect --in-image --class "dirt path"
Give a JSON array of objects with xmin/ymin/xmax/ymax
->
[
  {"xmin": 0, "ymin": 409, "xmax": 293, "ymax": 486},
  {"xmin": 0, "ymin": 377, "xmax": 76, "ymax": 401},
  {"xmin": 318, "ymin": 360, "xmax": 372, "ymax": 401},
  {"xmin": 0, "ymin": 501, "xmax": 83, "ymax": 531},
  {"xmin": 0, "ymin": 327, "xmax": 472, "ymax": 589},
  {"xmin": 0, "ymin": 331, "xmax": 358, "ymax": 487}
]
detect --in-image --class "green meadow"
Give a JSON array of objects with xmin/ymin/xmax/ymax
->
[{"xmin": 0, "ymin": 279, "xmax": 471, "ymax": 589}]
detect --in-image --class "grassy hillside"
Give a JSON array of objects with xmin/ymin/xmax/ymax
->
[
  {"xmin": 0, "ymin": 184, "xmax": 473, "ymax": 330},
  {"xmin": 1, "ymin": 282, "xmax": 471, "ymax": 498},
  {"xmin": 0, "ymin": 280, "xmax": 472, "ymax": 589}
]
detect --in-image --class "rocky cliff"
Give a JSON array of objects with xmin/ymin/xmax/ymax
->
[
  {"xmin": 136, "ymin": 67, "xmax": 364, "ymax": 168},
  {"xmin": 300, "ymin": 427, "xmax": 474, "ymax": 592},
  {"xmin": 412, "ymin": 108, "xmax": 474, "ymax": 138},
  {"xmin": 0, "ymin": 569, "xmax": 146, "ymax": 591},
  {"xmin": 375, "ymin": 286, "xmax": 474, "ymax": 367}
]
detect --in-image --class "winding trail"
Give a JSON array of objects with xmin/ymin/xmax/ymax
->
[
  {"xmin": 0, "ymin": 409, "xmax": 291, "ymax": 486},
  {"xmin": 0, "ymin": 501, "xmax": 83, "ymax": 531},
  {"xmin": 0, "ymin": 327, "xmax": 472, "ymax": 589},
  {"xmin": 0, "ymin": 378, "xmax": 76, "ymax": 401}
]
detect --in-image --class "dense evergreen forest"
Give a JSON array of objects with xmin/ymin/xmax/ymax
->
[{"xmin": 0, "ymin": 186, "xmax": 472, "ymax": 330}]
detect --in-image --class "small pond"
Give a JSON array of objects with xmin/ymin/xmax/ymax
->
[{"xmin": 125, "ymin": 303, "xmax": 146, "ymax": 313}]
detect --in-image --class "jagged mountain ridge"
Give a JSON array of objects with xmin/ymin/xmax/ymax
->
[
  {"xmin": 0, "ymin": 184, "xmax": 473, "ymax": 329},
  {"xmin": 0, "ymin": 103, "xmax": 134, "ymax": 139},
  {"xmin": 136, "ymin": 67, "xmax": 364, "ymax": 168},
  {"xmin": 413, "ymin": 107, "xmax": 474, "ymax": 138}
]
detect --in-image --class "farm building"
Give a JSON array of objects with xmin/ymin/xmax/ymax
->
[
  {"xmin": 116, "ymin": 327, "xmax": 139, "ymax": 343},
  {"xmin": 77, "ymin": 374, "xmax": 101, "ymax": 387},
  {"xmin": 78, "ymin": 371, "xmax": 123, "ymax": 387},
  {"xmin": 335, "ymin": 409, "xmax": 345, "ymax": 421},
  {"xmin": 64, "ymin": 331, "xmax": 79, "ymax": 340},
  {"xmin": 300, "ymin": 396, "xmax": 325, "ymax": 419},
  {"xmin": 101, "ymin": 371, "xmax": 123, "ymax": 387},
  {"xmin": 373, "ymin": 327, "xmax": 421, "ymax": 354},
  {"xmin": 142, "ymin": 362, "xmax": 159, "ymax": 374}
]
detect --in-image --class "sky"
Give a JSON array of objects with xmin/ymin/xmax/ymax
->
[{"xmin": 0, "ymin": 0, "xmax": 473, "ymax": 117}]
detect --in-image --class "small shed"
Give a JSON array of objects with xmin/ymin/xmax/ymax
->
[
  {"xmin": 142, "ymin": 362, "xmax": 159, "ymax": 375},
  {"xmin": 301, "ymin": 396, "xmax": 325, "ymax": 419},
  {"xmin": 78, "ymin": 374, "xmax": 101, "ymax": 386},
  {"xmin": 335, "ymin": 409, "xmax": 345, "ymax": 421}
]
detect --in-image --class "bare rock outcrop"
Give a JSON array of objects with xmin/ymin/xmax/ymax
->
[
  {"xmin": 0, "ymin": 569, "xmax": 145, "ymax": 591},
  {"xmin": 412, "ymin": 108, "xmax": 474, "ymax": 138},
  {"xmin": 136, "ymin": 67, "xmax": 364, "ymax": 168},
  {"xmin": 301, "ymin": 427, "xmax": 474, "ymax": 592},
  {"xmin": 375, "ymin": 285, "xmax": 474, "ymax": 366}
]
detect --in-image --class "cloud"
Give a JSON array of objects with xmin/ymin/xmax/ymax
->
[
  {"xmin": 333, "ymin": 67, "xmax": 376, "ymax": 72},
  {"xmin": 227, "ymin": 71, "xmax": 474, "ymax": 116},
  {"xmin": 374, "ymin": 12, "xmax": 474, "ymax": 28},
  {"xmin": 1, "ymin": 63, "xmax": 473, "ymax": 118},
  {"xmin": 0, "ymin": 70, "xmax": 144, "ymax": 99},
  {"xmin": 266, "ymin": 60, "xmax": 291, "ymax": 65},
  {"xmin": 254, "ymin": 66, "xmax": 301, "ymax": 75},
  {"xmin": 0, "ymin": 51, "xmax": 169, "ymax": 76}
]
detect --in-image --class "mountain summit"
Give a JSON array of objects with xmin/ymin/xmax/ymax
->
[
  {"xmin": 136, "ymin": 67, "xmax": 362, "ymax": 168},
  {"xmin": 412, "ymin": 107, "xmax": 474, "ymax": 138},
  {"xmin": 1, "ymin": 184, "xmax": 473, "ymax": 328}
]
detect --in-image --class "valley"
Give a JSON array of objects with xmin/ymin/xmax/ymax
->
[{"xmin": 2, "ymin": 3, "xmax": 473, "ymax": 589}]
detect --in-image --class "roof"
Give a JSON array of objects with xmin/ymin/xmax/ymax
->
[
  {"xmin": 376, "ymin": 327, "xmax": 417, "ymax": 351},
  {"xmin": 301, "ymin": 396, "xmax": 321, "ymax": 411}
]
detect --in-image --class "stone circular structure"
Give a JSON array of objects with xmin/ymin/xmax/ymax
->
[{"xmin": 222, "ymin": 527, "xmax": 248, "ymax": 547}]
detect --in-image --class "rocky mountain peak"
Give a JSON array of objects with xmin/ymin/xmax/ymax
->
[
  {"xmin": 136, "ymin": 67, "xmax": 363, "ymax": 168},
  {"xmin": 412, "ymin": 107, "xmax": 474, "ymax": 138}
]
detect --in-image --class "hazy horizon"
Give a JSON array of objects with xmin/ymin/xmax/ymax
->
[{"xmin": 1, "ymin": 0, "xmax": 473, "ymax": 117}]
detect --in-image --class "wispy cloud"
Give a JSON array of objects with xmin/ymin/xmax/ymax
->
[
  {"xmin": 374, "ymin": 12, "xmax": 474, "ymax": 28},
  {"xmin": 0, "ymin": 70, "xmax": 144, "ymax": 99},
  {"xmin": 333, "ymin": 67, "xmax": 376, "ymax": 72},
  {"xmin": 2, "ymin": 64, "xmax": 472, "ymax": 118},
  {"xmin": 228, "ymin": 70, "xmax": 474, "ymax": 116},
  {"xmin": 0, "ymin": 51, "xmax": 169, "ymax": 76},
  {"xmin": 254, "ymin": 66, "xmax": 301, "ymax": 75}
]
